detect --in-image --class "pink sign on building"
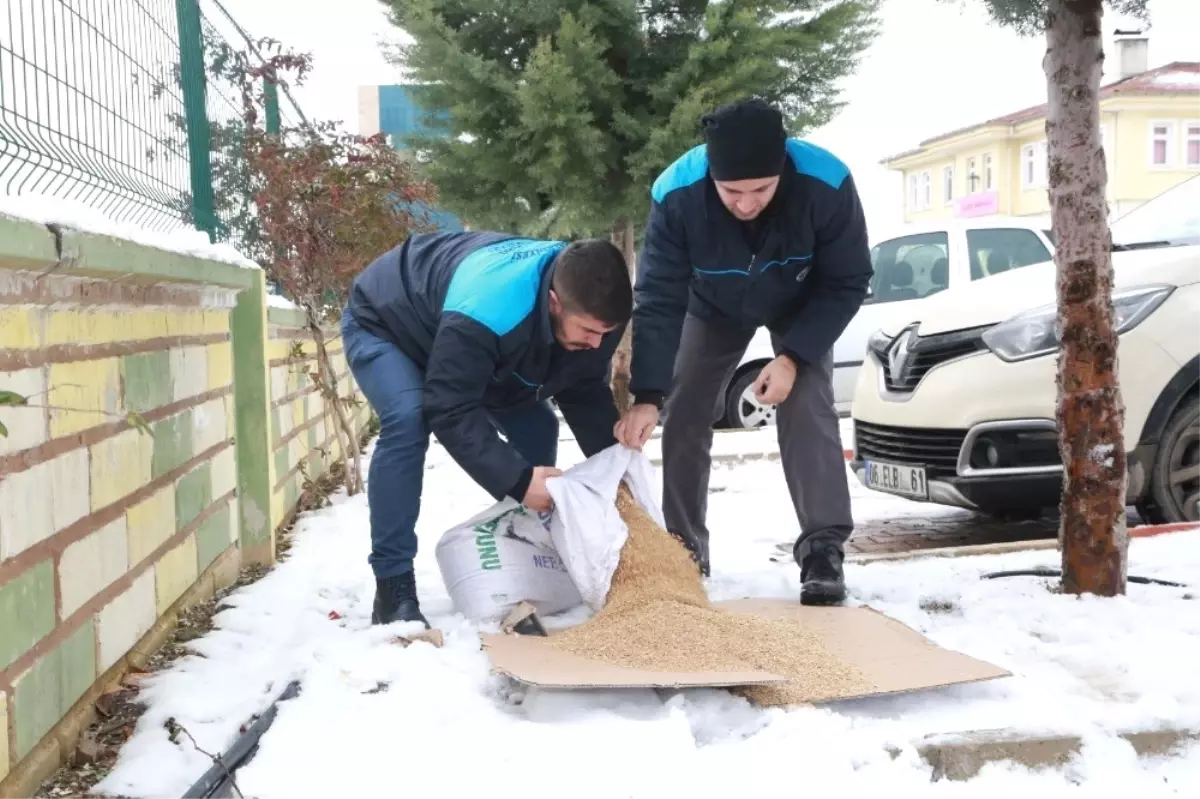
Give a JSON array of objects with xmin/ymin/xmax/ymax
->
[{"xmin": 955, "ymin": 190, "xmax": 1000, "ymax": 218}]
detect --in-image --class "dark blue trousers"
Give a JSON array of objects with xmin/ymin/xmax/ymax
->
[{"xmin": 341, "ymin": 312, "xmax": 558, "ymax": 579}]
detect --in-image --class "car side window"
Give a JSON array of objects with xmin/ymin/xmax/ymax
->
[
  {"xmin": 865, "ymin": 232, "xmax": 950, "ymax": 304},
  {"xmin": 966, "ymin": 228, "xmax": 1052, "ymax": 281}
]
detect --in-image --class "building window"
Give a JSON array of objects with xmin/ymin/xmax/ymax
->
[
  {"xmin": 943, "ymin": 165, "xmax": 954, "ymax": 203},
  {"xmin": 908, "ymin": 174, "xmax": 919, "ymax": 208},
  {"xmin": 1150, "ymin": 121, "xmax": 1173, "ymax": 166},
  {"xmin": 1022, "ymin": 141, "xmax": 1047, "ymax": 188},
  {"xmin": 920, "ymin": 170, "xmax": 932, "ymax": 208},
  {"xmin": 1186, "ymin": 121, "xmax": 1200, "ymax": 167},
  {"xmin": 966, "ymin": 157, "xmax": 977, "ymax": 194},
  {"xmin": 983, "ymin": 153, "xmax": 993, "ymax": 190}
]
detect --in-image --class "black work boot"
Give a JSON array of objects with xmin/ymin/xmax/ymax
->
[
  {"xmin": 371, "ymin": 571, "xmax": 430, "ymax": 628},
  {"xmin": 669, "ymin": 529, "xmax": 710, "ymax": 578},
  {"xmin": 797, "ymin": 541, "xmax": 846, "ymax": 606}
]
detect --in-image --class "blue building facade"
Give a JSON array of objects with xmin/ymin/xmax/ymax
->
[{"xmin": 361, "ymin": 83, "xmax": 464, "ymax": 232}]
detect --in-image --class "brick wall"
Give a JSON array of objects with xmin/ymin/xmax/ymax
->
[
  {"xmin": 0, "ymin": 212, "xmax": 371, "ymax": 790},
  {"xmin": 266, "ymin": 308, "xmax": 370, "ymax": 532}
]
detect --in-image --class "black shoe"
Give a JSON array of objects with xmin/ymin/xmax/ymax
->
[
  {"xmin": 798, "ymin": 543, "xmax": 846, "ymax": 606},
  {"xmin": 371, "ymin": 572, "xmax": 430, "ymax": 628},
  {"xmin": 668, "ymin": 529, "xmax": 710, "ymax": 578}
]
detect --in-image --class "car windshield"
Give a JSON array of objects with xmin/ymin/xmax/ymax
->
[{"xmin": 1110, "ymin": 175, "xmax": 1200, "ymax": 250}]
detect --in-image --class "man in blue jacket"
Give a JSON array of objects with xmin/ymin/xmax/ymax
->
[
  {"xmin": 344, "ymin": 232, "xmax": 632, "ymax": 627},
  {"xmin": 615, "ymin": 98, "xmax": 873, "ymax": 605}
]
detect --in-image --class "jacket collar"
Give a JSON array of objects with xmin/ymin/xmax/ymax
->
[{"xmin": 535, "ymin": 255, "xmax": 558, "ymax": 345}]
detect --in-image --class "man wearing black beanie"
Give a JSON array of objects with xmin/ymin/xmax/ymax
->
[{"xmin": 614, "ymin": 97, "xmax": 873, "ymax": 605}]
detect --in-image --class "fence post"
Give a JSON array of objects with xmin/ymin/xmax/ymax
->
[
  {"xmin": 230, "ymin": 269, "xmax": 277, "ymax": 566},
  {"xmin": 264, "ymin": 78, "xmax": 281, "ymax": 135},
  {"xmin": 175, "ymin": 0, "xmax": 218, "ymax": 239}
]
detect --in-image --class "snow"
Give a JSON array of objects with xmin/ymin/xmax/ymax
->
[
  {"xmin": 267, "ymin": 293, "xmax": 300, "ymax": 310},
  {"xmin": 0, "ymin": 194, "xmax": 261, "ymax": 270},
  {"xmin": 92, "ymin": 436, "xmax": 1200, "ymax": 798},
  {"xmin": 1153, "ymin": 71, "xmax": 1200, "ymax": 88}
]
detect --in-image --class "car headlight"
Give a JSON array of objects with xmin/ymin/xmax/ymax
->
[{"xmin": 981, "ymin": 284, "xmax": 1174, "ymax": 362}]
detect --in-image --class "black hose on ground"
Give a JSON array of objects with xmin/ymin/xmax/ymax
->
[
  {"xmin": 181, "ymin": 680, "xmax": 302, "ymax": 798},
  {"xmin": 980, "ymin": 568, "xmax": 1187, "ymax": 588}
]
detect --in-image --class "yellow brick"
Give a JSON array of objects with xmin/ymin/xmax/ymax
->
[
  {"xmin": 270, "ymin": 487, "xmax": 285, "ymax": 530},
  {"xmin": 127, "ymin": 487, "xmax": 176, "ymax": 567},
  {"xmin": 203, "ymin": 311, "xmax": 229, "ymax": 335},
  {"xmin": 90, "ymin": 428, "xmax": 153, "ymax": 512},
  {"xmin": 45, "ymin": 309, "xmax": 163, "ymax": 346},
  {"xmin": 0, "ymin": 306, "xmax": 42, "ymax": 348},
  {"xmin": 292, "ymin": 396, "xmax": 305, "ymax": 428},
  {"xmin": 48, "ymin": 358, "xmax": 122, "ymax": 437},
  {"xmin": 224, "ymin": 394, "xmax": 236, "ymax": 440},
  {"xmin": 154, "ymin": 533, "xmax": 198, "ymax": 614},
  {"xmin": 211, "ymin": 446, "xmax": 237, "ymax": 499},
  {"xmin": 206, "ymin": 342, "xmax": 233, "ymax": 390},
  {"xmin": 126, "ymin": 310, "xmax": 170, "ymax": 341},
  {"xmin": 268, "ymin": 340, "xmax": 290, "ymax": 362},
  {"xmin": 165, "ymin": 311, "xmax": 206, "ymax": 337}
]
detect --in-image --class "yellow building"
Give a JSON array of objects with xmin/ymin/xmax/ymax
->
[{"xmin": 883, "ymin": 38, "xmax": 1199, "ymax": 225}]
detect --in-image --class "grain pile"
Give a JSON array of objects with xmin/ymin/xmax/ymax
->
[{"xmin": 547, "ymin": 484, "xmax": 874, "ymax": 706}]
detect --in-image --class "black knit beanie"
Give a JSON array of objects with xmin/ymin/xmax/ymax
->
[{"xmin": 702, "ymin": 99, "xmax": 787, "ymax": 182}]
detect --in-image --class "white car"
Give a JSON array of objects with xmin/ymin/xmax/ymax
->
[
  {"xmin": 849, "ymin": 176, "xmax": 1200, "ymax": 523},
  {"xmin": 718, "ymin": 216, "xmax": 1056, "ymax": 428}
]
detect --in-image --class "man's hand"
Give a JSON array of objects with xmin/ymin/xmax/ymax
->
[
  {"xmin": 753, "ymin": 355, "xmax": 798, "ymax": 405},
  {"xmin": 614, "ymin": 403, "xmax": 659, "ymax": 450},
  {"xmin": 522, "ymin": 466, "xmax": 563, "ymax": 512}
]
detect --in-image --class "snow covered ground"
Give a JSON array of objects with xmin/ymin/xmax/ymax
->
[{"xmin": 93, "ymin": 438, "xmax": 1200, "ymax": 798}]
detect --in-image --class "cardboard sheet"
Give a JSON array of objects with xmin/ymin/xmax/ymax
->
[{"xmin": 480, "ymin": 598, "xmax": 1010, "ymax": 701}]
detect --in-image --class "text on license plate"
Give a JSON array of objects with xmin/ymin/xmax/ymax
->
[{"xmin": 864, "ymin": 459, "xmax": 928, "ymax": 499}]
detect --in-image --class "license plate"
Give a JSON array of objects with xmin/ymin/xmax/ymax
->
[{"xmin": 864, "ymin": 458, "xmax": 928, "ymax": 499}]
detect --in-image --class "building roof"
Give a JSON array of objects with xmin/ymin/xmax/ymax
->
[{"xmin": 883, "ymin": 61, "xmax": 1200, "ymax": 164}]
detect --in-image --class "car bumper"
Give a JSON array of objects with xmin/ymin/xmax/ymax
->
[
  {"xmin": 847, "ymin": 459, "xmax": 1063, "ymax": 511},
  {"xmin": 847, "ymin": 322, "xmax": 1182, "ymax": 511}
]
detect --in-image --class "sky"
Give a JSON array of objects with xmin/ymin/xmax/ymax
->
[{"xmin": 218, "ymin": 0, "xmax": 1200, "ymax": 237}]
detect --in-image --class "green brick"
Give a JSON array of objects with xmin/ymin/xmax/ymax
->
[
  {"xmin": 274, "ymin": 445, "xmax": 289, "ymax": 485},
  {"xmin": 176, "ymin": 462, "xmax": 213, "ymax": 531},
  {"xmin": 151, "ymin": 409, "xmax": 194, "ymax": 478},
  {"xmin": 13, "ymin": 619, "xmax": 96, "ymax": 758},
  {"xmin": 0, "ymin": 561, "xmax": 55, "ymax": 672},
  {"xmin": 122, "ymin": 351, "xmax": 171, "ymax": 413},
  {"xmin": 307, "ymin": 422, "xmax": 317, "ymax": 451},
  {"xmin": 196, "ymin": 502, "xmax": 231, "ymax": 572}
]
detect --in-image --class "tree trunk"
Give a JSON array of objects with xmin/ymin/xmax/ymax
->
[
  {"xmin": 1045, "ymin": 0, "xmax": 1128, "ymax": 596},
  {"xmin": 305, "ymin": 307, "xmax": 365, "ymax": 496},
  {"xmin": 610, "ymin": 217, "xmax": 637, "ymax": 414}
]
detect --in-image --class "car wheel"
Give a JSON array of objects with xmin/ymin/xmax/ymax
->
[
  {"xmin": 724, "ymin": 367, "xmax": 776, "ymax": 429},
  {"xmin": 1142, "ymin": 396, "xmax": 1199, "ymax": 524}
]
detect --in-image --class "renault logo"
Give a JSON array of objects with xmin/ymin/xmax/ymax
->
[{"xmin": 888, "ymin": 329, "xmax": 914, "ymax": 380}]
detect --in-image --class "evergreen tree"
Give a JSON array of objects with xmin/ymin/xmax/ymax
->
[
  {"xmin": 379, "ymin": 0, "xmax": 879, "ymax": 241},
  {"xmin": 966, "ymin": 0, "xmax": 1149, "ymax": 597},
  {"xmin": 381, "ymin": 0, "xmax": 879, "ymax": 408}
]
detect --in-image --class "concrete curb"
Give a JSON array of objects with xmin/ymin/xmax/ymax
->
[
  {"xmin": 916, "ymin": 726, "xmax": 1200, "ymax": 781},
  {"xmin": 1130, "ymin": 521, "xmax": 1200, "ymax": 538},
  {"xmin": 847, "ymin": 538, "xmax": 1059, "ymax": 564},
  {"xmin": 847, "ymin": 523, "xmax": 1198, "ymax": 564}
]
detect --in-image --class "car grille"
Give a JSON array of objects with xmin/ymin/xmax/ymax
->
[
  {"xmin": 854, "ymin": 420, "xmax": 967, "ymax": 476},
  {"xmin": 870, "ymin": 326, "xmax": 989, "ymax": 393}
]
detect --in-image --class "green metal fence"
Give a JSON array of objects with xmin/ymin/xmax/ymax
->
[{"xmin": 0, "ymin": 0, "xmax": 306, "ymax": 238}]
